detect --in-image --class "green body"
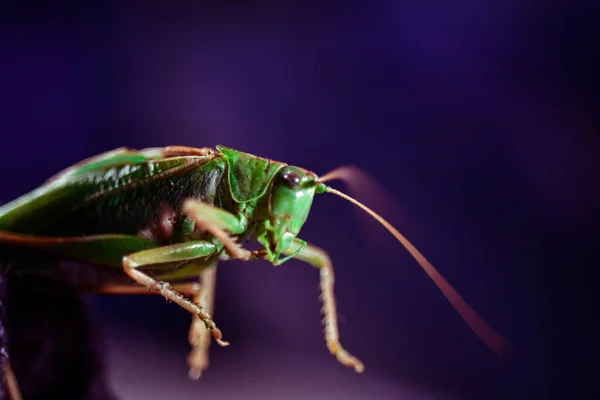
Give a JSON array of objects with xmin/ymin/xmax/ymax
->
[
  {"xmin": 0, "ymin": 144, "xmax": 510, "ymax": 382},
  {"xmin": 0, "ymin": 145, "xmax": 324, "ymax": 287}
]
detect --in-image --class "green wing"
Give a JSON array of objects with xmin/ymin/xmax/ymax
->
[{"xmin": 0, "ymin": 147, "xmax": 201, "ymax": 234}]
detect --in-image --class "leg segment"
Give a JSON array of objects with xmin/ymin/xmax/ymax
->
[
  {"xmin": 187, "ymin": 266, "xmax": 217, "ymax": 379},
  {"xmin": 92, "ymin": 270, "xmax": 218, "ymax": 379},
  {"xmin": 121, "ymin": 241, "xmax": 228, "ymax": 346},
  {"xmin": 87, "ymin": 282, "xmax": 202, "ymax": 296},
  {"xmin": 159, "ymin": 146, "xmax": 214, "ymax": 157},
  {"xmin": 182, "ymin": 199, "xmax": 252, "ymax": 260},
  {"xmin": 282, "ymin": 239, "xmax": 365, "ymax": 373},
  {"xmin": 3, "ymin": 360, "xmax": 22, "ymax": 400},
  {"xmin": 122, "ymin": 199, "xmax": 258, "ymax": 348}
]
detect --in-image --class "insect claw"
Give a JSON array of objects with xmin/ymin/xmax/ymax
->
[
  {"xmin": 205, "ymin": 324, "xmax": 229, "ymax": 347},
  {"xmin": 249, "ymin": 248, "xmax": 267, "ymax": 260},
  {"xmin": 353, "ymin": 362, "xmax": 366, "ymax": 374},
  {"xmin": 328, "ymin": 344, "xmax": 365, "ymax": 374}
]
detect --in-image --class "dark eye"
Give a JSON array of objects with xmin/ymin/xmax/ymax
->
[{"xmin": 281, "ymin": 170, "xmax": 301, "ymax": 188}]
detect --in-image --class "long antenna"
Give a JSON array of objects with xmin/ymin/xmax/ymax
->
[{"xmin": 322, "ymin": 181, "xmax": 510, "ymax": 358}]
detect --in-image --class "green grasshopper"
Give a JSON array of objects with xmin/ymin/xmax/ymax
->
[{"xmin": 0, "ymin": 145, "xmax": 508, "ymax": 395}]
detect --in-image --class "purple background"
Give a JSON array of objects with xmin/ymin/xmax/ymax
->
[{"xmin": 1, "ymin": 2, "xmax": 597, "ymax": 399}]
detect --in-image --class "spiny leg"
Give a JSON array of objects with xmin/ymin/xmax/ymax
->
[
  {"xmin": 122, "ymin": 241, "xmax": 229, "ymax": 346},
  {"xmin": 124, "ymin": 199, "xmax": 259, "ymax": 347},
  {"xmin": 182, "ymin": 200, "xmax": 277, "ymax": 375},
  {"xmin": 187, "ymin": 266, "xmax": 218, "ymax": 379},
  {"xmin": 282, "ymin": 238, "xmax": 365, "ymax": 373},
  {"xmin": 92, "ymin": 272, "xmax": 218, "ymax": 379}
]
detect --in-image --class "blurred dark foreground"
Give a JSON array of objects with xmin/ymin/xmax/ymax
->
[{"xmin": 1, "ymin": 273, "xmax": 116, "ymax": 400}]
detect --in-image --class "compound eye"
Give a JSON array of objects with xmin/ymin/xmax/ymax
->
[{"xmin": 281, "ymin": 169, "xmax": 302, "ymax": 189}]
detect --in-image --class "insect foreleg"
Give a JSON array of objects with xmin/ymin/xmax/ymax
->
[
  {"xmin": 182, "ymin": 199, "xmax": 254, "ymax": 261},
  {"xmin": 122, "ymin": 241, "xmax": 228, "ymax": 346},
  {"xmin": 282, "ymin": 238, "xmax": 365, "ymax": 374}
]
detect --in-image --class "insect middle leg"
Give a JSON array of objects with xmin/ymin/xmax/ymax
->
[
  {"xmin": 282, "ymin": 238, "xmax": 365, "ymax": 373},
  {"xmin": 123, "ymin": 199, "xmax": 258, "ymax": 347},
  {"xmin": 93, "ymin": 268, "xmax": 218, "ymax": 379},
  {"xmin": 121, "ymin": 241, "xmax": 229, "ymax": 346}
]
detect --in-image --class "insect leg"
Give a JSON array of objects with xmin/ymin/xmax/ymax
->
[
  {"xmin": 187, "ymin": 265, "xmax": 217, "ymax": 379},
  {"xmin": 182, "ymin": 199, "xmax": 256, "ymax": 261},
  {"xmin": 84, "ymin": 282, "xmax": 202, "ymax": 295},
  {"xmin": 282, "ymin": 238, "xmax": 365, "ymax": 373},
  {"xmin": 160, "ymin": 146, "xmax": 214, "ymax": 157},
  {"xmin": 3, "ymin": 360, "xmax": 22, "ymax": 400},
  {"xmin": 93, "ymin": 268, "xmax": 219, "ymax": 379},
  {"xmin": 122, "ymin": 241, "xmax": 229, "ymax": 346},
  {"xmin": 182, "ymin": 200, "xmax": 279, "ymax": 375}
]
